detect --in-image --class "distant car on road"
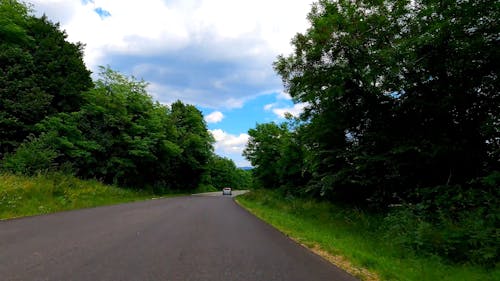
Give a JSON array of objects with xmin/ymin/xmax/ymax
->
[{"xmin": 222, "ymin": 187, "xmax": 232, "ymax": 196}]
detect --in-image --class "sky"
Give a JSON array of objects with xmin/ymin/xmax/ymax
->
[{"xmin": 30, "ymin": 0, "xmax": 314, "ymax": 167}]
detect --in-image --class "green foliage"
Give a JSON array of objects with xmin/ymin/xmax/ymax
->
[
  {"xmin": 384, "ymin": 185, "xmax": 500, "ymax": 266},
  {"xmin": 0, "ymin": 0, "xmax": 31, "ymax": 45},
  {"xmin": 26, "ymin": 67, "xmax": 214, "ymax": 191},
  {"xmin": 245, "ymin": 0, "xmax": 500, "ymax": 267},
  {"xmin": 0, "ymin": 37, "xmax": 52, "ymax": 157},
  {"xmin": 27, "ymin": 15, "xmax": 93, "ymax": 113},
  {"xmin": 234, "ymin": 168, "xmax": 253, "ymax": 190},
  {"xmin": 244, "ymin": 122, "xmax": 283, "ymax": 188},
  {"xmin": 0, "ymin": 172, "xmax": 155, "ymax": 219},
  {"xmin": 244, "ymin": 121, "xmax": 308, "ymax": 191},
  {"xmin": 0, "ymin": 0, "xmax": 92, "ymax": 157},
  {"xmin": 1, "ymin": 134, "xmax": 58, "ymax": 175},
  {"xmin": 205, "ymin": 155, "xmax": 239, "ymax": 189},
  {"xmin": 169, "ymin": 101, "xmax": 214, "ymax": 189},
  {"xmin": 203, "ymin": 155, "xmax": 253, "ymax": 190},
  {"xmin": 273, "ymin": 0, "xmax": 499, "ymax": 202},
  {"xmin": 192, "ymin": 183, "xmax": 217, "ymax": 193},
  {"xmin": 238, "ymin": 190, "xmax": 499, "ymax": 281},
  {"xmin": 0, "ymin": 0, "xmax": 219, "ymax": 192}
]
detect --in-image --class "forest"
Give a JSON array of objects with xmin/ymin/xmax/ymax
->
[
  {"xmin": 243, "ymin": 0, "xmax": 499, "ymax": 267},
  {"xmin": 0, "ymin": 0, "xmax": 251, "ymax": 193}
]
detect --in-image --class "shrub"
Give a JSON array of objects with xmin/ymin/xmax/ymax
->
[
  {"xmin": 1, "ymin": 134, "xmax": 58, "ymax": 175},
  {"xmin": 193, "ymin": 184, "xmax": 217, "ymax": 193},
  {"xmin": 382, "ymin": 185, "xmax": 499, "ymax": 266}
]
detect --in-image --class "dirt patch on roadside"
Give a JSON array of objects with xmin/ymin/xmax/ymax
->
[{"xmin": 292, "ymin": 238, "xmax": 380, "ymax": 281}]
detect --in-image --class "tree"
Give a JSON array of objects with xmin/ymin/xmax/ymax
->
[
  {"xmin": 233, "ymin": 168, "xmax": 253, "ymax": 190},
  {"xmin": 274, "ymin": 0, "xmax": 499, "ymax": 204},
  {"xmin": 0, "ymin": 0, "xmax": 50, "ymax": 157},
  {"xmin": 27, "ymin": 15, "xmax": 92, "ymax": 113},
  {"xmin": 0, "ymin": 0, "xmax": 31, "ymax": 45},
  {"xmin": 206, "ymin": 155, "xmax": 238, "ymax": 189},
  {"xmin": 0, "ymin": 0, "xmax": 92, "ymax": 158},
  {"xmin": 244, "ymin": 123, "xmax": 284, "ymax": 188},
  {"xmin": 169, "ymin": 101, "xmax": 214, "ymax": 189},
  {"xmin": 391, "ymin": 0, "xmax": 500, "ymax": 191},
  {"xmin": 34, "ymin": 68, "xmax": 182, "ymax": 189},
  {"xmin": 274, "ymin": 0, "xmax": 404, "ymax": 201},
  {"xmin": 275, "ymin": 124, "xmax": 310, "ymax": 193}
]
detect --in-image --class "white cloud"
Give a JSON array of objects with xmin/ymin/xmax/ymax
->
[
  {"xmin": 146, "ymin": 82, "xmax": 251, "ymax": 109},
  {"xmin": 205, "ymin": 111, "xmax": 224, "ymax": 123},
  {"xmin": 265, "ymin": 102, "xmax": 308, "ymax": 118},
  {"xmin": 210, "ymin": 129, "xmax": 249, "ymax": 153},
  {"xmin": 30, "ymin": 0, "xmax": 314, "ymax": 108},
  {"xmin": 32, "ymin": 0, "xmax": 190, "ymax": 68},
  {"xmin": 209, "ymin": 129, "xmax": 250, "ymax": 167},
  {"xmin": 277, "ymin": 91, "xmax": 292, "ymax": 100},
  {"xmin": 263, "ymin": 103, "xmax": 275, "ymax": 111},
  {"xmin": 132, "ymin": 64, "xmax": 173, "ymax": 78}
]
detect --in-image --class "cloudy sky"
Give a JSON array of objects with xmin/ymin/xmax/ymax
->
[{"xmin": 30, "ymin": 0, "xmax": 314, "ymax": 167}]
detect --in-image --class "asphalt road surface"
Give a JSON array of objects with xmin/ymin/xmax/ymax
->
[
  {"xmin": 192, "ymin": 190, "xmax": 249, "ymax": 197},
  {"xmin": 0, "ymin": 194, "xmax": 358, "ymax": 281}
]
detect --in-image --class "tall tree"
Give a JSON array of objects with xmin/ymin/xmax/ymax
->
[
  {"xmin": 274, "ymin": 0, "xmax": 499, "ymax": 204},
  {"xmin": 0, "ymin": 0, "xmax": 92, "ymax": 158},
  {"xmin": 391, "ymin": 0, "xmax": 500, "ymax": 190},
  {"xmin": 274, "ymin": 0, "xmax": 405, "ymax": 201},
  {"xmin": 244, "ymin": 122, "xmax": 289, "ymax": 189},
  {"xmin": 28, "ymin": 15, "xmax": 92, "ymax": 113},
  {"xmin": 0, "ymin": 0, "xmax": 50, "ymax": 157},
  {"xmin": 205, "ymin": 155, "xmax": 239, "ymax": 189},
  {"xmin": 169, "ymin": 101, "xmax": 214, "ymax": 189}
]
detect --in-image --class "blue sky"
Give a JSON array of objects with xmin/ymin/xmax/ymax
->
[{"xmin": 30, "ymin": 0, "xmax": 314, "ymax": 166}]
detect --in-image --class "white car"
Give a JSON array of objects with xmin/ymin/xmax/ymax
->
[{"xmin": 222, "ymin": 187, "xmax": 232, "ymax": 196}]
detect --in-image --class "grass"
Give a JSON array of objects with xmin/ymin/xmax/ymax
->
[
  {"xmin": 0, "ymin": 173, "xmax": 171, "ymax": 220},
  {"xmin": 236, "ymin": 189, "xmax": 499, "ymax": 281}
]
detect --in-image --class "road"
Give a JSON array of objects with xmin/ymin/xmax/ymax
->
[
  {"xmin": 0, "ymin": 194, "xmax": 358, "ymax": 281},
  {"xmin": 192, "ymin": 190, "xmax": 249, "ymax": 197}
]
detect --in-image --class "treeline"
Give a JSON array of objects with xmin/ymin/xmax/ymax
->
[
  {"xmin": 244, "ymin": 0, "xmax": 498, "ymax": 265},
  {"xmin": 0, "ymin": 0, "xmax": 251, "ymax": 192}
]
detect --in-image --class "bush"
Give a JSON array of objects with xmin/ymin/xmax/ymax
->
[
  {"xmin": 193, "ymin": 184, "xmax": 217, "ymax": 193},
  {"xmin": 1, "ymin": 134, "xmax": 58, "ymax": 175},
  {"xmin": 382, "ymin": 185, "xmax": 500, "ymax": 266}
]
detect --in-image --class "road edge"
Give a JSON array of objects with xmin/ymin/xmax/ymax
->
[
  {"xmin": 0, "ymin": 194, "xmax": 189, "ymax": 222},
  {"xmin": 234, "ymin": 196, "xmax": 380, "ymax": 281}
]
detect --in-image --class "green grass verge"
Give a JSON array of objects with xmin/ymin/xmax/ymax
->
[
  {"xmin": 0, "ymin": 173, "xmax": 175, "ymax": 220},
  {"xmin": 236, "ymin": 189, "xmax": 499, "ymax": 281}
]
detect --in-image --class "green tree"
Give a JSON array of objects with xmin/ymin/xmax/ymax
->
[
  {"xmin": 27, "ymin": 15, "xmax": 92, "ymax": 113},
  {"xmin": 169, "ymin": 101, "xmax": 214, "ymax": 189},
  {"xmin": 274, "ymin": 0, "xmax": 499, "ymax": 204},
  {"xmin": 0, "ymin": 0, "xmax": 31, "ymax": 44},
  {"xmin": 206, "ymin": 155, "xmax": 239, "ymax": 190},
  {"xmin": 244, "ymin": 122, "xmax": 299, "ymax": 189},
  {"xmin": 204, "ymin": 155, "xmax": 253, "ymax": 190},
  {"xmin": 1, "ymin": 133, "xmax": 58, "ymax": 175},
  {"xmin": 390, "ymin": 0, "xmax": 500, "ymax": 192},
  {"xmin": 34, "ymin": 68, "xmax": 182, "ymax": 189},
  {"xmin": 0, "ymin": 0, "xmax": 92, "ymax": 158},
  {"xmin": 234, "ymin": 168, "xmax": 253, "ymax": 190},
  {"xmin": 0, "ymin": 0, "xmax": 50, "ymax": 157},
  {"xmin": 13, "ymin": 67, "xmax": 216, "ymax": 191},
  {"xmin": 275, "ymin": 125, "xmax": 310, "ymax": 193}
]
